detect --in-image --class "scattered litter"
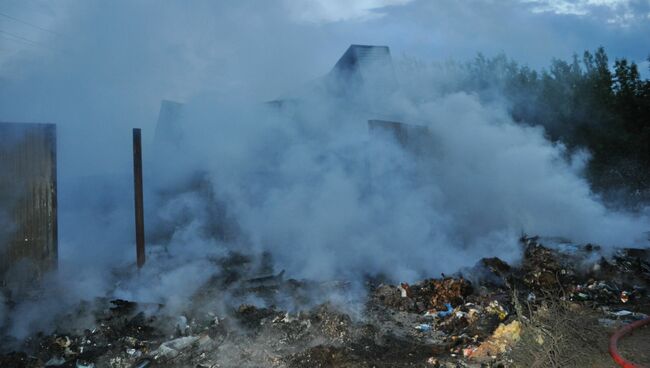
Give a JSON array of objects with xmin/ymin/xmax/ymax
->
[
  {"xmin": 399, "ymin": 282, "xmax": 412, "ymax": 298},
  {"xmin": 132, "ymin": 359, "xmax": 152, "ymax": 368},
  {"xmin": 1, "ymin": 236, "xmax": 648, "ymax": 367},
  {"xmin": 126, "ymin": 348, "xmax": 142, "ymax": 358},
  {"xmin": 486, "ymin": 300, "xmax": 508, "ymax": 321},
  {"xmin": 75, "ymin": 360, "xmax": 95, "ymax": 368},
  {"xmin": 611, "ymin": 310, "xmax": 633, "ymax": 317},
  {"xmin": 55, "ymin": 336, "xmax": 71, "ymax": 348},
  {"xmin": 177, "ymin": 315, "xmax": 190, "ymax": 335},
  {"xmin": 620, "ymin": 291, "xmax": 630, "ymax": 303},
  {"xmin": 424, "ymin": 303, "xmax": 454, "ymax": 319},
  {"xmin": 426, "ymin": 357, "xmax": 439, "ymax": 366},
  {"xmin": 45, "ymin": 356, "xmax": 65, "ymax": 366},
  {"xmin": 463, "ymin": 346, "xmax": 478, "ymax": 357},
  {"xmin": 607, "ymin": 310, "xmax": 648, "ymax": 321},
  {"xmin": 152, "ymin": 335, "xmax": 200, "ymax": 359}
]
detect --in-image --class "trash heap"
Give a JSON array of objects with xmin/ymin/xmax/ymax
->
[{"xmin": 1, "ymin": 236, "xmax": 649, "ymax": 367}]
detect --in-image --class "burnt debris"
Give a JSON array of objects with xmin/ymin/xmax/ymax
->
[{"xmin": 1, "ymin": 236, "xmax": 648, "ymax": 367}]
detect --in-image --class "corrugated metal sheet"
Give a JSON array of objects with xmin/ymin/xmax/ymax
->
[{"xmin": 0, "ymin": 122, "xmax": 57, "ymax": 287}]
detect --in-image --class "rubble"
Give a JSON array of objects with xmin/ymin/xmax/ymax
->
[
  {"xmin": 1, "ymin": 236, "xmax": 649, "ymax": 367},
  {"xmin": 374, "ymin": 277, "xmax": 473, "ymax": 314}
]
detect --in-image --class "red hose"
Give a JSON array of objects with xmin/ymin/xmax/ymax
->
[{"xmin": 609, "ymin": 316, "xmax": 650, "ymax": 368}]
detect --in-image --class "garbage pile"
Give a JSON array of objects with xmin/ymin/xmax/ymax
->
[{"xmin": 1, "ymin": 236, "xmax": 649, "ymax": 367}]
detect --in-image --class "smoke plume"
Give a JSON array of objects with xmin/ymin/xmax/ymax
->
[{"xmin": 0, "ymin": 0, "xmax": 648, "ymax": 341}]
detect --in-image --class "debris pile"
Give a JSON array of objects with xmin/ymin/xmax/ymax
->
[{"xmin": 1, "ymin": 236, "xmax": 649, "ymax": 367}]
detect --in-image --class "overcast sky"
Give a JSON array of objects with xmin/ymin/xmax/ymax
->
[{"xmin": 1, "ymin": 0, "xmax": 649, "ymax": 102}]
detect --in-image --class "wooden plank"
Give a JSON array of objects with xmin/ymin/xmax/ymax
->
[{"xmin": 0, "ymin": 122, "xmax": 57, "ymax": 287}]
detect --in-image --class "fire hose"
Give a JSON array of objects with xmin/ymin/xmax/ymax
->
[{"xmin": 609, "ymin": 316, "xmax": 650, "ymax": 368}]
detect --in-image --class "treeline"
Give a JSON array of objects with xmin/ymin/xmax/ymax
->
[{"xmin": 437, "ymin": 48, "xmax": 650, "ymax": 205}]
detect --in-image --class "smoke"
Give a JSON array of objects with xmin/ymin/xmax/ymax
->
[
  {"xmin": 0, "ymin": 0, "xmax": 649, "ymax": 342},
  {"xmin": 174, "ymin": 81, "xmax": 649, "ymax": 284}
]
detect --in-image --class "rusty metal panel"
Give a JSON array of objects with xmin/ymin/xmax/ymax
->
[{"xmin": 0, "ymin": 122, "xmax": 57, "ymax": 287}]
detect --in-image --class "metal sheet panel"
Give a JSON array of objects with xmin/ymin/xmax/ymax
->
[
  {"xmin": 368, "ymin": 119, "xmax": 431, "ymax": 150},
  {"xmin": 330, "ymin": 45, "xmax": 397, "ymax": 93},
  {"xmin": 153, "ymin": 100, "xmax": 184, "ymax": 153},
  {"xmin": 0, "ymin": 122, "xmax": 57, "ymax": 287}
]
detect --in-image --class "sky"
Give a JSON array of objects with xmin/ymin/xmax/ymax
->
[
  {"xmin": 1, "ymin": 0, "xmax": 649, "ymax": 103},
  {"xmin": 1, "ymin": 0, "xmax": 648, "ymax": 177}
]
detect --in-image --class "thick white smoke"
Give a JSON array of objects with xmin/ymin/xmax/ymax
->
[
  {"xmin": 0, "ymin": 0, "xmax": 648, "ymax": 342},
  {"xmin": 174, "ymin": 77, "xmax": 649, "ymax": 284}
]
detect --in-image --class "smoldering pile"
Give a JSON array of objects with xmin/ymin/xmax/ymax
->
[{"xmin": 1, "ymin": 236, "xmax": 648, "ymax": 368}]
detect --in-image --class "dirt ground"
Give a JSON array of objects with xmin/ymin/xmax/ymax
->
[{"xmin": 617, "ymin": 321, "xmax": 650, "ymax": 367}]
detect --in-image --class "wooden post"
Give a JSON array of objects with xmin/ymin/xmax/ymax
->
[{"xmin": 133, "ymin": 128, "xmax": 145, "ymax": 268}]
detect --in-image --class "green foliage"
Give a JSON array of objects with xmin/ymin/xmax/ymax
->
[{"xmin": 458, "ymin": 48, "xmax": 650, "ymax": 202}]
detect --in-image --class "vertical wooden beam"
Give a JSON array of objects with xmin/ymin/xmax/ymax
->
[{"xmin": 133, "ymin": 128, "xmax": 145, "ymax": 268}]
